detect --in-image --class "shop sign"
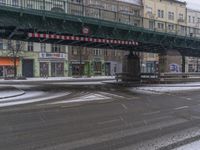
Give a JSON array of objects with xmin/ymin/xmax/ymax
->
[
  {"xmin": 82, "ymin": 26, "xmax": 90, "ymax": 35},
  {"xmin": 39, "ymin": 53, "xmax": 66, "ymax": 59}
]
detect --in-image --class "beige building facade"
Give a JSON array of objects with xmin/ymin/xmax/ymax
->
[
  {"xmin": 143, "ymin": 0, "xmax": 187, "ymax": 34},
  {"xmin": 185, "ymin": 8, "xmax": 200, "ymax": 72}
]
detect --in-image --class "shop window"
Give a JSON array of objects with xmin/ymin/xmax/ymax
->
[
  {"xmin": 93, "ymin": 62, "xmax": 102, "ymax": 74},
  {"xmin": 51, "ymin": 62, "xmax": 64, "ymax": 77},
  {"xmin": 40, "ymin": 62, "xmax": 49, "ymax": 77}
]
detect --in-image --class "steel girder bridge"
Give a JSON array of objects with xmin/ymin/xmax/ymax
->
[{"xmin": 0, "ymin": 1, "xmax": 200, "ymax": 56}]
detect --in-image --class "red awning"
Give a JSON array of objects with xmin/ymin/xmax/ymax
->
[{"xmin": 0, "ymin": 57, "xmax": 19, "ymax": 66}]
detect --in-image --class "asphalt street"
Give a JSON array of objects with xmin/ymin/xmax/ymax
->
[{"xmin": 1, "ymin": 82, "xmax": 200, "ymax": 150}]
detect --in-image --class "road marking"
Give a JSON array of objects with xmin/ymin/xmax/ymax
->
[
  {"xmin": 97, "ymin": 119, "xmax": 121, "ymax": 125},
  {"xmin": 180, "ymin": 97, "xmax": 192, "ymax": 101},
  {"xmin": 174, "ymin": 106, "xmax": 189, "ymax": 110},
  {"xmin": 121, "ymin": 104, "xmax": 128, "ymax": 110},
  {"xmin": 143, "ymin": 111, "xmax": 160, "ymax": 116}
]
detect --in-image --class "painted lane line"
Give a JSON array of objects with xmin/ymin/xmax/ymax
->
[
  {"xmin": 121, "ymin": 104, "xmax": 128, "ymax": 110},
  {"xmin": 174, "ymin": 106, "xmax": 189, "ymax": 110},
  {"xmin": 180, "ymin": 97, "xmax": 192, "ymax": 101},
  {"xmin": 143, "ymin": 111, "xmax": 161, "ymax": 116},
  {"xmin": 97, "ymin": 118, "xmax": 121, "ymax": 125}
]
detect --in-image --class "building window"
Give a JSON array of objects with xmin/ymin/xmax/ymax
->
[
  {"xmin": 0, "ymin": 0, "xmax": 6, "ymax": 4},
  {"xmin": 51, "ymin": 44, "xmax": 61, "ymax": 53},
  {"xmin": 179, "ymin": 13, "xmax": 183, "ymax": 20},
  {"xmin": 158, "ymin": 10, "xmax": 164, "ymax": 18},
  {"xmin": 12, "ymin": 0, "xmax": 19, "ymax": 6},
  {"xmin": 104, "ymin": 50, "xmax": 108, "ymax": 56},
  {"xmin": 41, "ymin": 43, "xmax": 46, "ymax": 52},
  {"xmin": 72, "ymin": 47, "xmax": 78, "ymax": 55},
  {"xmin": 146, "ymin": 6, "xmax": 153, "ymax": 18},
  {"xmin": 94, "ymin": 49, "xmax": 101, "ymax": 56},
  {"xmin": 168, "ymin": 24, "xmax": 174, "ymax": 31},
  {"xmin": 7, "ymin": 40, "xmax": 11, "ymax": 49},
  {"xmin": 189, "ymin": 16, "xmax": 191, "ymax": 23},
  {"xmin": 28, "ymin": 42, "xmax": 34, "ymax": 52},
  {"xmin": 198, "ymin": 18, "xmax": 200, "ymax": 23},
  {"xmin": 168, "ymin": 11, "xmax": 174, "ymax": 20},
  {"xmin": 158, "ymin": 23, "xmax": 164, "ymax": 29},
  {"xmin": 193, "ymin": 17, "xmax": 195, "ymax": 23},
  {"xmin": 27, "ymin": 4, "xmax": 33, "ymax": 9},
  {"xmin": 0, "ymin": 38, "xmax": 3, "ymax": 49},
  {"xmin": 16, "ymin": 41, "xmax": 21, "ymax": 50},
  {"xmin": 71, "ymin": 0, "xmax": 83, "ymax": 4},
  {"xmin": 134, "ymin": 10, "xmax": 139, "ymax": 16}
]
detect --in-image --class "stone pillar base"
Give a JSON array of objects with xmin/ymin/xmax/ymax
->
[
  {"xmin": 122, "ymin": 51, "xmax": 140, "ymax": 81},
  {"xmin": 159, "ymin": 50, "xmax": 184, "ymax": 73}
]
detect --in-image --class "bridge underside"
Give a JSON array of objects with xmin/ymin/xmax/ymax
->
[{"xmin": 0, "ymin": 5, "xmax": 200, "ymax": 56}]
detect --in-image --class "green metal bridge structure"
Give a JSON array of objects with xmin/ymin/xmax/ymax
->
[
  {"xmin": 1, "ymin": 0, "xmax": 200, "ymax": 78},
  {"xmin": 0, "ymin": 0, "xmax": 200, "ymax": 56}
]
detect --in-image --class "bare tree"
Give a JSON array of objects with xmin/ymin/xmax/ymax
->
[{"xmin": 7, "ymin": 40, "xmax": 24, "ymax": 78}]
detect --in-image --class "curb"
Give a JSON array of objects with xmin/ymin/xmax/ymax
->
[{"xmin": 0, "ymin": 87, "xmax": 26, "ymax": 99}]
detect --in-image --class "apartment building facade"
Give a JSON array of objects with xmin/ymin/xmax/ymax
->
[
  {"xmin": 142, "ymin": 0, "xmax": 187, "ymax": 73},
  {"xmin": 185, "ymin": 9, "xmax": 200, "ymax": 72},
  {"xmin": 68, "ymin": 46, "xmax": 123, "ymax": 76},
  {"xmin": 0, "ymin": 39, "xmax": 68, "ymax": 78},
  {"xmin": 67, "ymin": 0, "xmax": 142, "ymax": 76},
  {"xmin": 143, "ymin": 0, "xmax": 187, "ymax": 34}
]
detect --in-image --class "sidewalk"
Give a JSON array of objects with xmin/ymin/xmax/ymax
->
[
  {"xmin": 129, "ymin": 82, "xmax": 200, "ymax": 94},
  {"xmin": 0, "ymin": 86, "xmax": 25, "ymax": 99},
  {"xmin": 0, "ymin": 76, "xmax": 116, "ymax": 83}
]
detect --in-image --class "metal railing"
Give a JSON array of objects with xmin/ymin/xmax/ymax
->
[{"xmin": 0, "ymin": 0, "xmax": 200, "ymax": 38}]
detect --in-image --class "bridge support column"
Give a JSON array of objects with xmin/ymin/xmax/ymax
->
[
  {"xmin": 122, "ymin": 50, "xmax": 140, "ymax": 81},
  {"xmin": 159, "ymin": 50, "xmax": 185, "ymax": 73}
]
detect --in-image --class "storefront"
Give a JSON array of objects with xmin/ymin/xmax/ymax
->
[
  {"xmin": 93, "ymin": 61, "xmax": 102, "ymax": 75},
  {"xmin": 40, "ymin": 62, "xmax": 49, "ymax": 77},
  {"xmin": 0, "ymin": 57, "xmax": 19, "ymax": 77},
  {"xmin": 51, "ymin": 62, "xmax": 64, "ymax": 77},
  {"xmin": 70, "ymin": 61, "xmax": 85, "ymax": 76},
  {"xmin": 39, "ymin": 53, "xmax": 67, "ymax": 77}
]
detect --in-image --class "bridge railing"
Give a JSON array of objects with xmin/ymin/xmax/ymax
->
[{"xmin": 1, "ymin": 0, "xmax": 200, "ymax": 39}]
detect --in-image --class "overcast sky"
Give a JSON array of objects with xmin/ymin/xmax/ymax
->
[{"xmin": 183, "ymin": 0, "xmax": 200, "ymax": 10}]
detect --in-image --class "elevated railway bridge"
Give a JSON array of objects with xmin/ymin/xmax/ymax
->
[{"xmin": 0, "ymin": 0, "xmax": 200, "ymax": 79}]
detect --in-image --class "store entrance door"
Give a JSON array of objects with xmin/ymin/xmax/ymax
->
[
  {"xmin": 22, "ymin": 59, "xmax": 34, "ymax": 77},
  {"xmin": 105, "ymin": 63, "xmax": 111, "ymax": 76}
]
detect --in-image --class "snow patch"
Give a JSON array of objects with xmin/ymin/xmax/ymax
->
[
  {"xmin": 130, "ymin": 86, "xmax": 200, "ymax": 94},
  {"xmin": 0, "ymin": 92, "xmax": 71, "ymax": 107},
  {"xmin": 51, "ymin": 93, "xmax": 110, "ymax": 104}
]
